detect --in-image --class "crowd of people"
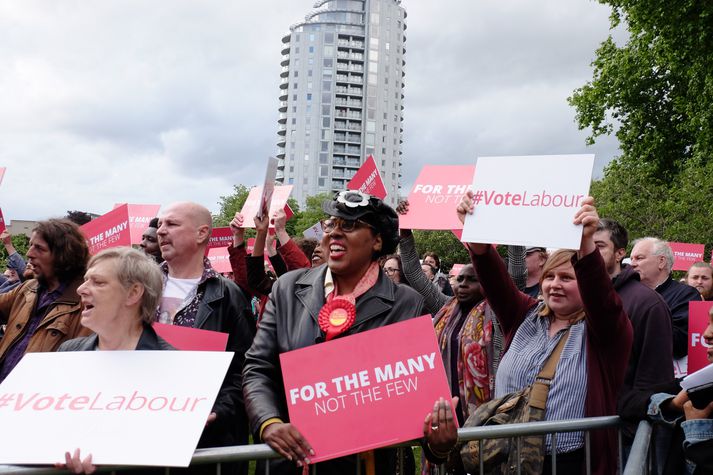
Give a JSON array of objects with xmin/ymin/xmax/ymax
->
[{"xmin": 0, "ymin": 190, "xmax": 711, "ymax": 475}]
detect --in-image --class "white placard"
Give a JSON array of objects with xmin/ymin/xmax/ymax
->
[
  {"xmin": 0, "ymin": 351, "xmax": 233, "ymax": 466},
  {"xmin": 461, "ymin": 154, "xmax": 595, "ymax": 249},
  {"xmin": 302, "ymin": 221, "xmax": 324, "ymax": 241}
]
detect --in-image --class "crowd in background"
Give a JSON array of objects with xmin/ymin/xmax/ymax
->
[{"xmin": 0, "ymin": 190, "xmax": 711, "ymax": 475}]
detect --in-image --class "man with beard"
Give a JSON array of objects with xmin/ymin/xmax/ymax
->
[
  {"xmin": 593, "ymin": 219, "xmax": 674, "ymax": 458},
  {"xmin": 0, "ymin": 219, "xmax": 91, "ymax": 382}
]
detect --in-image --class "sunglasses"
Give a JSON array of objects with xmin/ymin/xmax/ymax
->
[
  {"xmin": 383, "ymin": 267, "xmax": 400, "ymax": 275},
  {"xmin": 456, "ymin": 275, "xmax": 478, "ymax": 283},
  {"xmin": 321, "ymin": 217, "xmax": 375, "ymax": 234}
]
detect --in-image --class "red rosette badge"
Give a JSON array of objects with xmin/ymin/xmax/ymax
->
[{"xmin": 318, "ymin": 299, "xmax": 356, "ymax": 341}]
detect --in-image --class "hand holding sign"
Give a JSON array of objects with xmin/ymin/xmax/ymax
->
[
  {"xmin": 423, "ymin": 397, "xmax": 459, "ymax": 458},
  {"xmin": 262, "ymin": 422, "xmax": 314, "ymax": 468}
]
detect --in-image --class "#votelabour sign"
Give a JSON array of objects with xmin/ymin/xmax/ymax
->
[
  {"xmin": 280, "ymin": 316, "xmax": 453, "ymax": 464},
  {"xmin": 461, "ymin": 154, "xmax": 594, "ymax": 250},
  {"xmin": 0, "ymin": 351, "xmax": 232, "ymax": 466}
]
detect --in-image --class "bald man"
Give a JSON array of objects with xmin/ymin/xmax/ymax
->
[{"xmin": 157, "ymin": 202, "xmax": 255, "ymax": 474}]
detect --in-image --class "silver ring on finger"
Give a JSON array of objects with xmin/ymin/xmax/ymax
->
[{"xmin": 431, "ymin": 425, "xmax": 439, "ymax": 431}]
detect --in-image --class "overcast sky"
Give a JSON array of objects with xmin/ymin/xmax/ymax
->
[{"xmin": 0, "ymin": 0, "xmax": 622, "ymax": 222}]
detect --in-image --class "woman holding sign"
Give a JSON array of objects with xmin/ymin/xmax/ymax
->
[
  {"xmin": 456, "ymin": 194, "xmax": 632, "ymax": 475},
  {"xmin": 243, "ymin": 190, "xmax": 458, "ymax": 474}
]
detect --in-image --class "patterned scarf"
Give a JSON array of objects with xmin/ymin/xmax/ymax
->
[{"xmin": 433, "ymin": 298, "xmax": 493, "ymax": 420}]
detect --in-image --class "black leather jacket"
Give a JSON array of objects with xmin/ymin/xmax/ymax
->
[
  {"xmin": 243, "ymin": 264, "xmax": 426, "ymax": 473},
  {"xmin": 192, "ymin": 274, "xmax": 256, "ymax": 450}
]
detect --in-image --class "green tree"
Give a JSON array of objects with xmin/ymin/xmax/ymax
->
[
  {"xmin": 292, "ymin": 192, "xmax": 332, "ymax": 236},
  {"xmin": 0, "ymin": 234, "xmax": 30, "ymax": 271},
  {"xmin": 410, "ymin": 230, "xmax": 470, "ymax": 273},
  {"xmin": 214, "ymin": 184, "xmax": 251, "ymax": 227},
  {"xmin": 569, "ymin": 1, "xmax": 713, "ymax": 253}
]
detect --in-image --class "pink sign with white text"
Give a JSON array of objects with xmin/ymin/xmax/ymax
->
[
  {"xmin": 399, "ymin": 165, "xmax": 476, "ymax": 231},
  {"xmin": 279, "ymin": 316, "xmax": 453, "ymax": 464},
  {"xmin": 240, "ymin": 185, "xmax": 293, "ymax": 229},
  {"xmin": 206, "ymin": 247, "xmax": 232, "ymax": 274},
  {"xmin": 113, "ymin": 204, "xmax": 161, "ymax": 245},
  {"xmin": 669, "ymin": 242, "xmax": 706, "ymax": 271},
  {"xmin": 687, "ymin": 301, "xmax": 713, "ymax": 375},
  {"xmin": 207, "ymin": 227, "xmax": 234, "ymax": 250},
  {"xmin": 81, "ymin": 205, "xmax": 132, "ymax": 255},
  {"xmin": 0, "ymin": 208, "xmax": 6, "ymax": 234},
  {"xmin": 347, "ymin": 155, "xmax": 387, "ymax": 199}
]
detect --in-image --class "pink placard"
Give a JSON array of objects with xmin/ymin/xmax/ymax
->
[
  {"xmin": 448, "ymin": 264, "xmax": 465, "ymax": 277},
  {"xmin": 126, "ymin": 204, "xmax": 161, "ymax": 245},
  {"xmin": 207, "ymin": 227, "xmax": 234, "ymax": 250},
  {"xmin": 152, "ymin": 322, "xmax": 228, "ymax": 351},
  {"xmin": 399, "ymin": 165, "xmax": 476, "ymax": 230},
  {"xmin": 279, "ymin": 316, "xmax": 453, "ymax": 464},
  {"xmin": 240, "ymin": 185, "xmax": 293, "ymax": 229},
  {"xmin": 0, "ymin": 208, "xmax": 6, "ymax": 234},
  {"xmin": 0, "ymin": 168, "xmax": 6, "ymax": 187},
  {"xmin": 206, "ymin": 246, "xmax": 233, "ymax": 274},
  {"xmin": 669, "ymin": 242, "xmax": 706, "ymax": 271},
  {"xmin": 347, "ymin": 155, "xmax": 387, "ymax": 199},
  {"xmin": 80, "ymin": 205, "xmax": 132, "ymax": 255},
  {"xmin": 688, "ymin": 301, "xmax": 713, "ymax": 374}
]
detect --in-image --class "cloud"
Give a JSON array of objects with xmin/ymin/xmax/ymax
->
[{"xmin": 0, "ymin": 0, "xmax": 620, "ymax": 223}]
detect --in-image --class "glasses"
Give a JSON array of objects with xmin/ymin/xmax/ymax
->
[
  {"xmin": 456, "ymin": 275, "xmax": 478, "ymax": 283},
  {"xmin": 321, "ymin": 217, "xmax": 375, "ymax": 234},
  {"xmin": 383, "ymin": 267, "xmax": 400, "ymax": 275}
]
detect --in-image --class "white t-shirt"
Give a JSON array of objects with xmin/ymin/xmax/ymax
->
[{"xmin": 158, "ymin": 276, "xmax": 200, "ymax": 324}]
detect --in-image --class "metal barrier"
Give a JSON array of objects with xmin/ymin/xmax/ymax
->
[
  {"xmin": 0, "ymin": 416, "xmax": 624, "ymax": 475},
  {"xmin": 622, "ymin": 420, "xmax": 654, "ymax": 475}
]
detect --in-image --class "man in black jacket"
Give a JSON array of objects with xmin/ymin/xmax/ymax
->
[
  {"xmin": 157, "ymin": 201, "xmax": 255, "ymax": 475},
  {"xmin": 630, "ymin": 237, "xmax": 702, "ymax": 360},
  {"xmin": 594, "ymin": 220, "xmax": 674, "ymax": 448}
]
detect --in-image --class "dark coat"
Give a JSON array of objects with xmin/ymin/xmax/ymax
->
[
  {"xmin": 615, "ymin": 265, "xmax": 675, "ymax": 438},
  {"xmin": 189, "ymin": 274, "xmax": 256, "ymax": 451},
  {"xmin": 242, "ymin": 264, "xmax": 425, "ymax": 474},
  {"xmin": 0, "ymin": 277, "xmax": 92, "ymax": 365},
  {"xmin": 58, "ymin": 324, "xmax": 174, "ymax": 351},
  {"xmin": 656, "ymin": 276, "xmax": 702, "ymax": 359}
]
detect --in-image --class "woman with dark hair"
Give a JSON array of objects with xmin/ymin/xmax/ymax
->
[
  {"xmin": 243, "ymin": 190, "xmax": 457, "ymax": 474},
  {"xmin": 457, "ymin": 193, "xmax": 632, "ymax": 475},
  {"xmin": 382, "ymin": 254, "xmax": 406, "ymax": 285}
]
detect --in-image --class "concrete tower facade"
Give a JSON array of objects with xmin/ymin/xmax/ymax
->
[{"xmin": 276, "ymin": 0, "xmax": 406, "ymax": 207}]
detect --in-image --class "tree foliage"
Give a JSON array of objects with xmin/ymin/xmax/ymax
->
[
  {"xmin": 569, "ymin": 1, "xmax": 713, "ymax": 253},
  {"xmin": 410, "ymin": 231, "xmax": 470, "ymax": 273}
]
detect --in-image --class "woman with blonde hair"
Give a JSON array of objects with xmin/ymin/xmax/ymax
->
[{"xmin": 457, "ymin": 194, "xmax": 632, "ymax": 475}]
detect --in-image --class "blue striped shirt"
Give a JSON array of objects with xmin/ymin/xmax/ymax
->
[{"xmin": 495, "ymin": 304, "xmax": 588, "ymax": 454}]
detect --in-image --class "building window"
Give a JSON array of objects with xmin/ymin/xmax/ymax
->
[
  {"xmin": 307, "ymin": 93, "xmax": 312, "ymax": 101},
  {"xmin": 325, "ymin": 32, "xmax": 334, "ymax": 44},
  {"xmin": 309, "ymin": 46, "xmax": 314, "ymax": 53},
  {"xmin": 324, "ymin": 59, "xmax": 333, "ymax": 67},
  {"xmin": 322, "ymin": 117, "xmax": 331, "ymax": 127}
]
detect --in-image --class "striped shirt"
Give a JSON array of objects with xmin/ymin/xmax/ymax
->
[{"xmin": 495, "ymin": 304, "xmax": 588, "ymax": 454}]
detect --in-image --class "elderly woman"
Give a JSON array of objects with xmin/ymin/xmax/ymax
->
[
  {"xmin": 457, "ymin": 193, "xmax": 632, "ymax": 475},
  {"xmin": 59, "ymin": 247, "xmax": 170, "ymax": 473},
  {"xmin": 243, "ymin": 190, "xmax": 457, "ymax": 474}
]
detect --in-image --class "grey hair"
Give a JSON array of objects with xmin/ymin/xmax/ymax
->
[
  {"xmin": 87, "ymin": 247, "xmax": 163, "ymax": 324},
  {"xmin": 632, "ymin": 237, "xmax": 674, "ymax": 273}
]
